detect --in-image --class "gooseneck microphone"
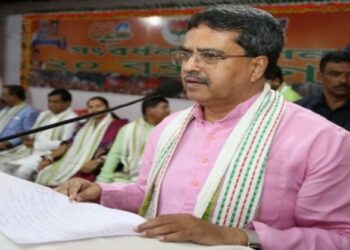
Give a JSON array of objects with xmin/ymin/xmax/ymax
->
[{"xmin": 0, "ymin": 81, "xmax": 183, "ymax": 142}]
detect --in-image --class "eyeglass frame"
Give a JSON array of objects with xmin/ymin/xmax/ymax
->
[{"xmin": 171, "ymin": 49, "xmax": 251, "ymax": 66}]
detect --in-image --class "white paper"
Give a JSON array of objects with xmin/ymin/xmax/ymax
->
[{"xmin": 0, "ymin": 173, "xmax": 146, "ymax": 244}]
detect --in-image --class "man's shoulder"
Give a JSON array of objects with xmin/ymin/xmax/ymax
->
[
  {"xmin": 125, "ymin": 118, "xmax": 142, "ymax": 128},
  {"xmin": 115, "ymin": 119, "xmax": 138, "ymax": 135},
  {"xmin": 16, "ymin": 104, "xmax": 38, "ymax": 117},
  {"xmin": 21, "ymin": 104, "xmax": 37, "ymax": 112},
  {"xmin": 38, "ymin": 109, "xmax": 51, "ymax": 116},
  {"xmin": 282, "ymin": 102, "xmax": 346, "ymax": 135},
  {"xmin": 271, "ymin": 102, "xmax": 350, "ymax": 165},
  {"xmin": 294, "ymin": 92, "xmax": 322, "ymax": 108},
  {"xmin": 64, "ymin": 108, "xmax": 78, "ymax": 118},
  {"xmin": 285, "ymin": 101, "xmax": 325, "ymax": 122}
]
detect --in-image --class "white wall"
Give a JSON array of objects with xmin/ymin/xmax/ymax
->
[
  {"xmin": 3, "ymin": 15, "xmax": 22, "ymax": 86},
  {"xmin": 3, "ymin": 15, "xmax": 193, "ymax": 121}
]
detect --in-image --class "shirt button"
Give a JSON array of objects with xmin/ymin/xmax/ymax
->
[
  {"xmin": 192, "ymin": 180, "xmax": 200, "ymax": 187},
  {"xmin": 208, "ymin": 133, "xmax": 217, "ymax": 140},
  {"xmin": 201, "ymin": 156, "xmax": 208, "ymax": 163}
]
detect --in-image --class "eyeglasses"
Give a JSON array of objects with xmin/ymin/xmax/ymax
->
[{"xmin": 171, "ymin": 50, "xmax": 249, "ymax": 66}]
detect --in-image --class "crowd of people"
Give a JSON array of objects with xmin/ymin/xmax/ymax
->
[
  {"xmin": 0, "ymin": 86, "xmax": 171, "ymax": 186},
  {"xmin": 0, "ymin": 4, "xmax": 350, "ymax": 250}
]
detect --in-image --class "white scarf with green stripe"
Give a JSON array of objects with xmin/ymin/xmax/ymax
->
[
  {"xmin": 114, "ymin": 118, "xmax": 154, "ymax": 182},
  {"xmin": 36, "ymin": 114, "xmax": 113, "ymax": 186},
  {"xmin": 0, "ymin": 108, "xmax": 75, "ymax": 163},
  {"xmin": 139, "ymin": 84, "xmax": 286, "ymax": 228}
]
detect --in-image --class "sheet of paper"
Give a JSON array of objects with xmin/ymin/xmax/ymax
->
[{"xmin": 0, "ymin": 173, "xmax": 146, "ymax": 244}]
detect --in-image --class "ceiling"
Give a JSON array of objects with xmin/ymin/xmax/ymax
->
[{"xmin": 0, "ymin": 0, "xmax": 345, "ymax": 15}]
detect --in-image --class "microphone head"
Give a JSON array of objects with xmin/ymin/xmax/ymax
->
[{"xmin": 154, "ymin": 79, "xmax": 183, "ymax": 98}]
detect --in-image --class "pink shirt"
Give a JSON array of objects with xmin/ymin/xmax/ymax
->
[{"xmin": 99, "ymin": 95, "xmax": 350, "ymax": 250}]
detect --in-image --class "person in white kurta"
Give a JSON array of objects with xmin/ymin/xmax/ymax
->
[{"xmin": 0, "ymin": 89, "xmax": 77, "ymax": 180}]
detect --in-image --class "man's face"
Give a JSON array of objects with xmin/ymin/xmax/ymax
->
[
  {"xmin": 147, "ymin": 102, "xmax": 170, "ymax": 125},
  {"xmin": 180, "ymin": 24, "xmax": 258, "ymax": 107},
  {"xmin": 1, "ymin": 88, "xmax": 16, "ymax": 106},
  {"xmin": 320, "ymin": 62, "xmax": 350, "ymax": 98},
  {"xmin": 48, "ymin": 95, "xmax": 70, "ymax": 114}
]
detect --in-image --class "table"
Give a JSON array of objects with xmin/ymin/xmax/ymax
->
[{"xmin": 0, "ymin": 233, "xmax": 253, "ymax": 250}]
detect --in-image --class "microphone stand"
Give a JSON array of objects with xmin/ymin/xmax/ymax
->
[{"xmin": 0, "ymin": 94, "xmax": 157, "ymax": 143}]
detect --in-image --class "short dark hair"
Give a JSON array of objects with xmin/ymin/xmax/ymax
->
[
  {"xmin": 266, "ymin": 65, "xmax": 283, "ymax": 83},
  {"xmin": 188, "ymin": 5, "xmax": 284, "ymax": 77},
  {"xmin": 142, "ymin": 96, "xmax": 168, "ymax": 116},
  {"xmin": 4, "ymin": 85, "xmax": 26, "ymax": 100},
  {"xmin": 48, "ymin": 88, "xmax": 72, "ymax": 102},
  {"xmin": 320, "ymin": 50, "xmax": 350, "ymax": 72}
]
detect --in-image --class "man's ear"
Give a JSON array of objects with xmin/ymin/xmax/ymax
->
[{"xmin": 250, "ymin": 56, "xmax": 268, "ymax": 83}]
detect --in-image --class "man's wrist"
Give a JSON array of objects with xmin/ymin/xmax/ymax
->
[
  {"xmin": 41, "ymin": 154, "xmax": 54, "ymax": 163},
  {"xmin": 96, "ymin": 155, "xmax": 106, "ymax": 164},
  {"xmin": 242, "ymin": 229, "xmax": 262, "ymax": 250}
]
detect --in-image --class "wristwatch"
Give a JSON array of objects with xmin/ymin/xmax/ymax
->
[{"xmin": 243, "ymin": 229, "xmax": 262, "ymax": 250}]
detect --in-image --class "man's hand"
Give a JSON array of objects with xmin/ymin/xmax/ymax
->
[
  {"xmin": 55, "ymin": 177, "xmax": 102, "ymax": 202},
  {"xmin": 136, "ymin": 214, "xmax": 248, "ymax": 246},
  {"xmin": 0, "ymin": 141, "xmax": 12, "ymax": 150},
  {"xmin": 22, "ymin": 136, "xmax": 34, "ymax": 148},
  {"xmin": 37, "ymin": 159, "xmax": 51, "ymax": 171}
]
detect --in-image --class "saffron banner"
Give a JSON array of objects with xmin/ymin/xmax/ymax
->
[{"xmin": 22, "ymin": 3, "xmax": 350, "ymax": 95}]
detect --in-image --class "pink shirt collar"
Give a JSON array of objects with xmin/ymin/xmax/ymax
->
[{"xmin": 192, "ymin": 94, "xmax": 260, "ymax": 124}]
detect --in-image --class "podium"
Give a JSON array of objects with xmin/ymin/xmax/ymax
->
[{"xmin": 0, "ymin": 233, "xmax": 253, "ymax": 250}]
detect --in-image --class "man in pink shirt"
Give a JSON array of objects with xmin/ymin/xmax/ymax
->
[{"xmin": 57, "ymin": 5, "xmax": 350, "ymax": 250}]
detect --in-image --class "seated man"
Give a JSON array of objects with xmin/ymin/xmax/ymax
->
[
  {"xmin": 57, "ymin": 6, "xmax": 350, "ymax": 250},
  {"xmin": 0, "ymin": 85, "xmax": 38, "ymax": 151},
  {"xmin": 35, "ymin": 96, "xmax": 128, "ymax": 186},
  {"xmin": 266, "ymin": 65, "xmax": 301, "ymax": 102},
  {"xmin": 296, "ymin": 50, "xmax": 350, "ymax": 131},
  {"xmin": 97, "ymin": 96, "xmax": 170, "ymax": 183},
  {"xmin": 0, "ymin": 89, "xmax": 77, "ymax": 179}
]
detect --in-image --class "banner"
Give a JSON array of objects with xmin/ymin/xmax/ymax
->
[
  {"xmin": 262, "ymin": 3, "xmax": 350, "ymax": 84},
  {"xmin": 22, "ymin": 3, "xmax": 350, "ymax": 95}
]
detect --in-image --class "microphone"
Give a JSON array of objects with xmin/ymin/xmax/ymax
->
[
  {"xmin": 154, "ymin": 79, "xmax": 183, "ymax": 98},
  {"xmin": 0, "ymin": 80, "xmax": 183, "ymax": 142}
]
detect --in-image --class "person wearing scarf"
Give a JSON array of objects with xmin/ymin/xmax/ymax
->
[
  {"xmin": 0, "ymin": 89, "xmax": 77, "ymax": 179},
  {"xmin": 35, "ymin": 96, "xmax": 127, "ymax": 186},
  {"xmin": 56, "ymin": 6, "xmax": 350, "ymax": 250},
  {"xmin": 0, "ymin": 85, "xmax": 38, "ymax": 150}
]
